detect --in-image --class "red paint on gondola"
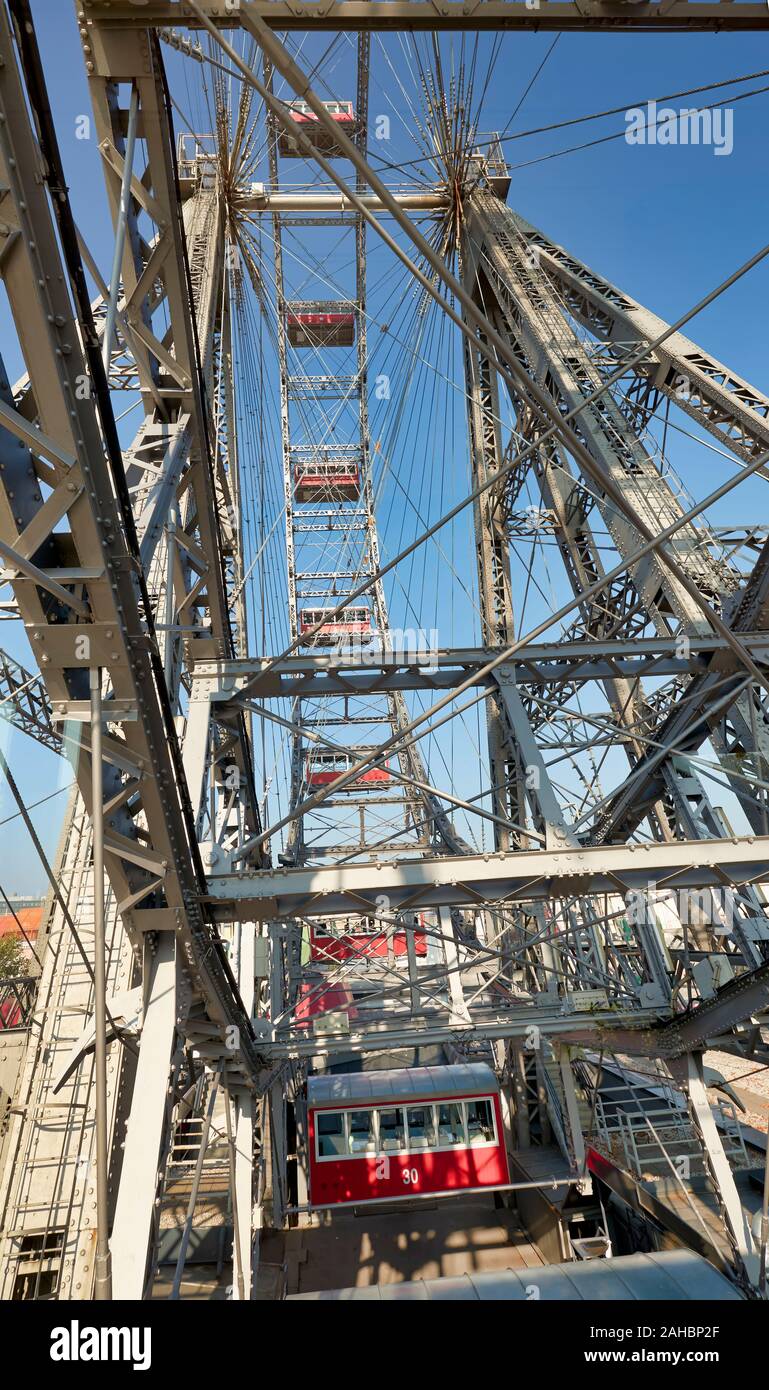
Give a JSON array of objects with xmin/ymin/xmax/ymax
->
[
  {"xmin": 0, "ymin": 994, "xmax": 21, "ymax": 1029},
  {"xmin": 299, "ymin": 607, "xmax": 371, "ymax": 646},
  {"xmin": 286, "ymin": 305, "xmax": 356, "ymax": 348},
  {"xmin": 305, "ymin": 754, "xmax": 392, "ymax": 789},
  {"xmin": 294, "ymin": 463, "xmax": 360, "ymax": 502},
  {"xmin": 307, "ymin": 1064, "xmax": 509, "ymax": 1207},
  {"xmin": 295, "ymin": 981, "xmax": 357, "ymax": 1028},
  {"xmin": 310, "ymin": 915, "xmax": 427, "ymax": 962},
  {"xmin": 278, "ymin": 100, "xmax": 357, "ymax": 159}
]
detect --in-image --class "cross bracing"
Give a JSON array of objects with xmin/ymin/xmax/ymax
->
[{"xmin": 0, "ymin": 0, "xmax": 767, "ymax": 1303}]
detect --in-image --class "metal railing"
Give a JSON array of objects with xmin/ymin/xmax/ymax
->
[{"xmin": 0, "ymin": 975, "xmax": 37, "ymax": 1030}]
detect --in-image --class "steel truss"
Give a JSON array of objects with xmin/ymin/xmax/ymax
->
[
  {"xmin": 79, "ymin": 1, "xmax": 769, "ymax": 35},
  {"xmin": 0, "ymin": 0, "xmax": 767, "ymax": 1301},
  {"xmin": 0, "ymin": 0, "xmax": 264, "ymax": 1299},
  {"xmin": 262, "ymin": 36, "xmax": 447, "ymax": 870}
]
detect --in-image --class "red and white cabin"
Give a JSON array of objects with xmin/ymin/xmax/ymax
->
[
  {"xmin": 287, "ymin": 301, "xmax": 356, "ymax": 349},
  {"xmin": 310, "ymin": 914, "xmax": 427, "ymax": 963},
  {"xmin": 299, "ymin": 606, "xmax": 371, "ymax": 645},
  {"xmin": 305, "ymin": 751, "xmax": 392, "ymax": 789},
  {"xmin": 294, "ymin": 458, "xmax": 360, "ymax": 503},
  {"xmin": 278, "ymin": 100, "xmax": 357, "ymax": 158},
  {"xmin": 307, "ymin": 1063, "xmax": 509, "ymax": 1207}
]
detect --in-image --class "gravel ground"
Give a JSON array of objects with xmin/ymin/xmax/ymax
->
[{"xmin": 607, "ymin": 1049, "xmax": 769, "ymax": 1137}]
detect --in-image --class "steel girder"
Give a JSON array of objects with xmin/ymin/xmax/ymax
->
[
  {"xmin": 488, "ymin": 207, "xmax": 769, "ymax": 831},
  {"xmin": 0, "ymin": 0, "xmax": 266, "ymax": 1081},
  {"xmin": 590, "ymin": 543, "xmax": 769, "ymax": 843},
  {"xmin": 3, "ymin": 0, "xmax": 264, "ymax": 1058},
  {"xmin": 465, "ymin": 192, "xmax": 738, "ymax": 628},
  {"xmin": 250, "ymin": 1004, "xmax": 668, "ymax": 1063},
  {"xmin": 207, "ymin": 834, "xmax": 769, "ymax": 918},
  {"xmin": 78, "ymin": 12, "xmax": 263, "ymax": 848},
  {"xmin": 460, "ymin": 231, "xmax": 687, "ymax": 857},
  {"xmin": 190, "ymin": 635, "xmax": 769, "ymax": 700},
  {"xmin": 1, "ymin": 0, "xmax": 767, "ymax": 1297},
  {"xmin": 0, "ymin": 646, "xmax": 61, "ymax": 753},
  {"xmin": 463, "ymin": 192, "xmax": 769, "ymax": 841},
  {"xmin": 462, "ymin": 282, "xmax": 520, "ymax": 849},
  {"xmin": 204, "ymin": 788, "xmax": 769, "ymax": 1060},
  {"xmin": 508, "ymin": 210, "xmax": 769, "ymax": 470},
  {"xmin": 78, "ymin": 1, "xmax": 769, "ymax": 33},
  {"xmin": 0, "ymin": 3, "xmax": 274, "ymax": 1298}
]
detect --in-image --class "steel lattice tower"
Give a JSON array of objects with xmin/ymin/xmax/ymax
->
[{"xmin": 0, "ymin": 0, "xmax": 767, "ymax": 1302}]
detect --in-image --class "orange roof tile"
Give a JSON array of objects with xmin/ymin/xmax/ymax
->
[{"xmin": 0, "ymin": 907, "xmax": 42, "ymax": 939}]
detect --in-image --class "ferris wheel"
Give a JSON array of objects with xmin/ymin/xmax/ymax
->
[{"xmin": 0, "ymin": 0, "xmax": 767, "ymax": 1309}]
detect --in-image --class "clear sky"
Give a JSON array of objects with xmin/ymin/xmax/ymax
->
[{"xmin": 0, "ymin": 7, "xmax": 767, "ymax": 888}]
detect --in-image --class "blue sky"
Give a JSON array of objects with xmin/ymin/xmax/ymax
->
[{"xmin": 0, "ymin": 9, "xmax": 768, "ymax": 886}]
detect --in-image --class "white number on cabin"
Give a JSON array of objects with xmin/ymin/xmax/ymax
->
[{"xmin": 402, "ymin": 1167, "xmax": 419, "ymax": 1186}]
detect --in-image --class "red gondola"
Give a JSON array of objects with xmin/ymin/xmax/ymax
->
[
  {"xmin": 307, "ymin": 1063, "xmax": 509, "ymax": 1207},
  {"xmin": 295, "ymin": 982, "xmax": 357, "ymax": 1029},
  {"xmin": 278, "ymin": 100, "xmax": 358, "ymax": 158},
  {"xmin": 0, "ymin": 994, "xmax": 21, "ymax": 1029},
  {"xmin": 305, "ymin": 751, "xmax": 392, "ymax": 789},
  {"xmin": 310, "ymin": 914, "xmax": 427, "ymax": 963},
  {"xmin": 287, "ymin": 301, "xmax": 356, "ymax": 349},
  {"xmin": 299, "ymin": 606, "xmax": 371, "ymax": 646},
  {"xmin": 294, "ymin": 459, "xmax": 360, "ymax": 502}
]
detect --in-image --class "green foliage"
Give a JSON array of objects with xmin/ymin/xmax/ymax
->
[{"xmin": 0, "ymin": 935, "xmax": 26, "ymax": 978}]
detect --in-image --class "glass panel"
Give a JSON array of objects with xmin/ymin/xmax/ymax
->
[
  {"xmin": 437, "ymin": 1102, "xmax": 465, "ymax": 1147},
  {"xmin": 378, "ymin": 1107, "xmax": 405, "ymax": 1152},
  {"xmin": 406, "ymin": 1105, "xmax": 436, "ymax": 1151},
  {"xmin": 317, "ymin": 1112, "xmax": 346, "ymax": 1158},
  {"xmin": 348, "ymin": 1109, "xmax": 376, "ymax": 1155},
  {"xmin": 466, "ymin": 1098, "xmax": 495, "ymax": 1145}
]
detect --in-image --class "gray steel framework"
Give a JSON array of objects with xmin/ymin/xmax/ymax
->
[
  {"xmin": 0, "ymin": 0, "xmax": 767, "ymax": 1301},
  {"xmin": 80, "ymin": 1, "xmax": 769, "ymax": 34}
]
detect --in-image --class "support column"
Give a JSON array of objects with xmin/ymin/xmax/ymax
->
[
  {"xmin": 90, "ymin": 667, "xmax": 112, "ymax": 1300},
  {"xmin": 671, "ymin": 1051, "xmax": 758, "ymax": 1285},
  {"xmin": 492, "ymin": 1040, "xmax": 516, "ymax": 1154},
  {"xmin": 509, "ymin": 1044, "xmax": 531, "ymax": 1148},
  {"xmin": 270, "ymin": 1080, "xmax": 287, "ymax": 1230},
  {"xmin": 439, "ymin": 906, "xmax": 470, "ymax": 1025},
  {"xmin": 233, "ymin": 921, "xmax": 256, "ymax": 1299},
  {"xmin": 111, "ymin": 934, "xmax": 178, "ymax": 1299},
  {"xmin": 557, "ymin": 1044, "xmax": 590, "ymax": 1192}
]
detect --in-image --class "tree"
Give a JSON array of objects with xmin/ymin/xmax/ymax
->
[{"xmin": 0, "ymin": 935, "xmax": 26, "ymax": 978}]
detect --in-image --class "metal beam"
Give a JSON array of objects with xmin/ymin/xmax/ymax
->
[
  {"xmin": 510, "ymin": 209, "xmax": 769, "ymax": 468},
  {"xmin": 111, "ymin": 935, "xmax": 181, "ymax": 1301},
  {"xmin": 243, "ymin": 190, "xmax": 447, "ymax": 213},
  {"xmin": 193, "ymin": 634, "xmax": 769, "ymax": 701},
  {"xmin": 207, "ymin": 834, "xmax": 769, "ymax": 920},
  {"xmin": 81, "ymin": 1, "xmax": 769, "ymax": 32},
  {"xmin": 669, "ymin": 1051, "xmax": 758, "ymax": 1284}
]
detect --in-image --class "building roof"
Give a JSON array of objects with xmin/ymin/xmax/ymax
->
[
  {"xmin": 307, "ymin": 1062, "xmax": 497, "ymax": 1109},
  {"xmin": 289, "ymin": 1251, "xmax": 743, "ymax": 1302},
  {"xmin": 0, "ymin": 907, "xmax": 43, "ymax": 941}
]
